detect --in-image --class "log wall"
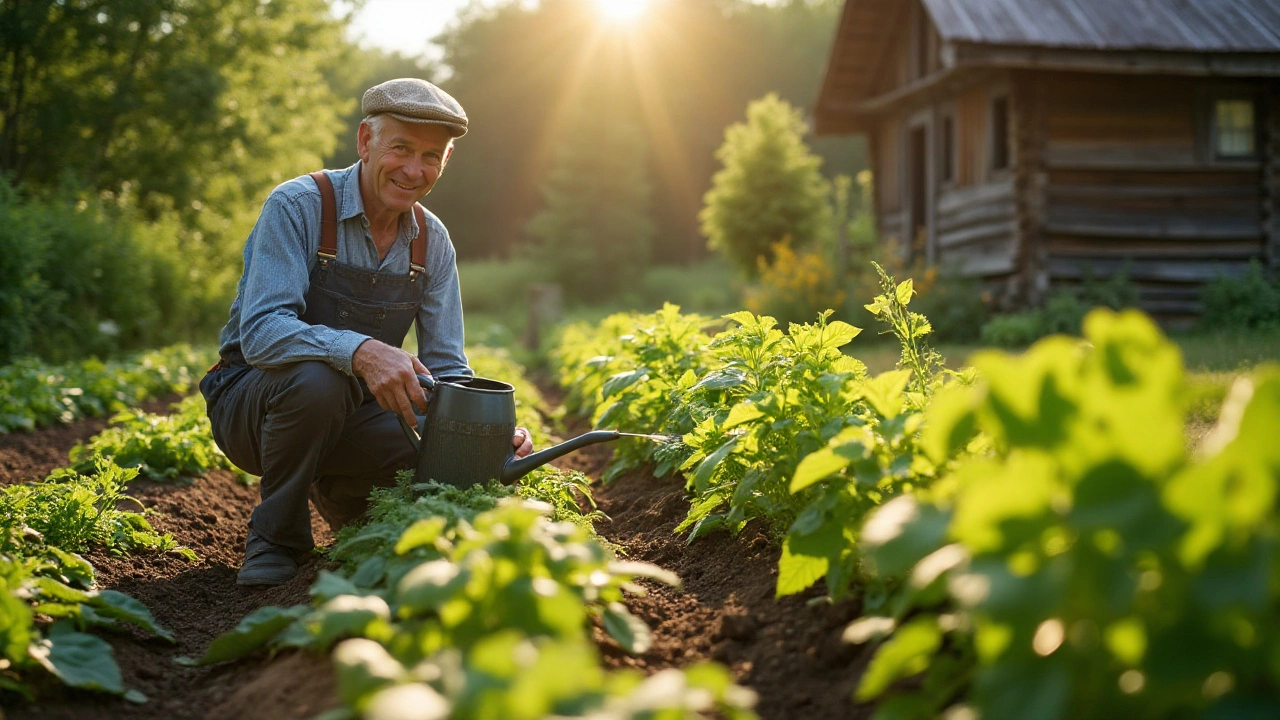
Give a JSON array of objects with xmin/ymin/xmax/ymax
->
[{"xmin": 1038, "ymin": 72, "xmax": 1269, "ymax": 318}]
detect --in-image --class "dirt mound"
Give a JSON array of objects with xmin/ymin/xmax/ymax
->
[
  {"xmin": 4, "ymin": 415, "xmax": 338, "ymax": 720},
  {"xmin": 0, "ymin": 395, "xmax": 179, "ymax": 487},
  {"xmin": 591, "ymin": 466, "xmax": 871, "ymax": 720}
]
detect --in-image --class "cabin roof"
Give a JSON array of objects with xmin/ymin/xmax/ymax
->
[
  {"xmin": 815, "ymin": 0, "xmax": 1280, "ymax": 134},
  {"xmin": 923, "ymin": 0, "xmax": 1280, "ymax": 52}
]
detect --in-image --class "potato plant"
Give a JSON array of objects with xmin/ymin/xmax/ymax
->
[
  {"xmin": 195, "ymin": 348, "xmax": 757, "ymax": 720},
  {"xmin": 0, "ymin": 344, "xmax": 212, "ymax": 434}
]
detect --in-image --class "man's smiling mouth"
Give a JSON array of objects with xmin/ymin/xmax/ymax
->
[{"xmin": 391, "ymin": 179, "xmax": 418, "ymax": 191}]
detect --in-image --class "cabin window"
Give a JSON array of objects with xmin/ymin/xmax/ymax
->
[
  {"xmin": 1213, "ymin": 99, "xmax": 1257, "ymax": 159},
  {"xmin": 990, "ymin": 95, "xmax": 1010, "ymax": 171},
  {"xmin": 940, "ymin": 113, "xmax": 955, "ymax": 182}
]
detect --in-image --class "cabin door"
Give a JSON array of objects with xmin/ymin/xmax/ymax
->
[{"xmin": 906, "ymin": 124, "xmax": 928, "ymax": 265}]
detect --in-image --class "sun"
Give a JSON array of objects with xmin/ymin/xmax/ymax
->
[{"xmin": 595, "ymin": 0, "xmax": 650, "ymax": 24}]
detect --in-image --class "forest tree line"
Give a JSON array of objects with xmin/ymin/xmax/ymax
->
[{"xmin": 0, "ymin": 0, "xmax": 855, "ymax": 362}]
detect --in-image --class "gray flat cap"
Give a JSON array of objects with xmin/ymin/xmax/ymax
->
[{"xmin": 362, "ymin": 78, "xmax": 468, "ymax": 138}]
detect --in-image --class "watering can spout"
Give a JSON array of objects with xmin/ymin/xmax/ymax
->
[{"xmin": 500, "ymin": 430, "xmax": 621, "ymax": 484}]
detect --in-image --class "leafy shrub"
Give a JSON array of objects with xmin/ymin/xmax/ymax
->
[
  {"xmin": 852, "ymin": 311, "xmax": 1280, "ymax": 719},
  {"xmin": 700, "ymin": 94, "xmax": 832, "ymax": 277},
  {"xmin": 526, "ymin": 116, "xmax": 654, "ymax": 302},
  {"xmin": 69, "ymin": 395, "xmax": 241, "ymax": 483},
  {"xmin": 1, "ymin": 459, "xmax": 190, "ymax": 558},
  {"xmin": 743, "ymin": 239, "xmax": 847, "ymax": 325},
  {"xmin": 911, "ymin": 271, "xmax": 989, "ymax": 343},
  {"xmin": 1201, "ymin": 260, "xmax": 1280, "ymax": 330},
  {"xmin": 0, "ymin": 180, "xmax": 226, "ymax": 364},
  {"xmin": 980, "ymin": 271, "xmax": 1137, "ymax": 347},
  {"xmin": 0, "ymin": 344, "xmax": 212, "ymax": 434}
]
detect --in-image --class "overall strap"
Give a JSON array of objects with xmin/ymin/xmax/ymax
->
[
  {"xmin": 410, "ymin": 204, "xmax": 429, "ymax": 281},
  {"xmin": 308, "ymin": 171, "xmax": 338, "ymax": 262}
]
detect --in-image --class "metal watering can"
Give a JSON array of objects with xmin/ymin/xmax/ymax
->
[{"xmin": 397, "ymin": 374, "xmax": 624, "ymax": 488}]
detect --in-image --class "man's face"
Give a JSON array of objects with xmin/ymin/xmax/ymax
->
[{"xmin": 357, "ymin": 117, "xmax": 455, "ymax": 216}]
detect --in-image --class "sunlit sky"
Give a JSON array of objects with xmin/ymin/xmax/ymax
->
[{"xmin": 339, "ymin": 0, "xmax": 782, "ymax": 58}]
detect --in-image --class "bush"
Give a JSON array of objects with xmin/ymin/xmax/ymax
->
[
  {"xmin": 744, "ymin": 239, "xmax": 846, "ymax": 325},
  {"xmin": 1201, "ymin": 260, "xmax": 1280, "ymax": 330},
  {"xmin": 979, "ymin": 270, "xmax": 1137, "ymax": 347},
  {"xmin": 0, "ymin": 179, "xmax": 227, "ymax": 364},
  {"xmin": 911, "ymin": 271, "xmax": 989, "ymax": 343},
  {"xmin": 700, "ymin": 94, "xmax": 831, "ymax": 277},
  {"xmin": 525, "ymin": 116, "xmax": 654, "ymax": 302}
]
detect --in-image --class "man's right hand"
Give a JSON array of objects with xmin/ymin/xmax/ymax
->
[{"xmin": 352, "ymin": 339, "xmax": 429, "ymax": 428}]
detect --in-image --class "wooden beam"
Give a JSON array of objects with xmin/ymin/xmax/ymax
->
[{"xmin": 954, "ymin": 43, "xmax": 1280, "ymax": 77}]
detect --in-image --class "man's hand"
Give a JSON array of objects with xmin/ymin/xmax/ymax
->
[
  {"xmin": 513, "ymin": 427, "xmax": 533, "ymax": 458},
  {"xmin": 352, "ymin": 339, "xmax": 429, "ymax": 428}
]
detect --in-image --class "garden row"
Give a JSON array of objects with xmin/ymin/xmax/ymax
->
[
  {"xmin": 1, "ymin": 346, "xmax": 222, "ymax": 702},
  {"xmin": 548, "ymin": 265, "xmax": 1280, "ymax": 719},
  {"xmin": 178, "ymin": 348, "xmax": 756, "ymax": 720}
]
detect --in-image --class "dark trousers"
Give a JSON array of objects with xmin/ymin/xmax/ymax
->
[{"xmin": 204, "ymin": 361, "xmax": 416, "ymax": 551}]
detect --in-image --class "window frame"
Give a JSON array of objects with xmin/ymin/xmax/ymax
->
[{"xmin": 1208, "ymin": 96, "xmax": 1259, "ymax": 162}]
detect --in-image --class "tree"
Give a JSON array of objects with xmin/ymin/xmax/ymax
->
[
  {"xmin": 700, "ymin": 93, "xmax": 832, "ymax": 277},
  {"xmin": 428, "ymin": 0, "xmax": 857, "ymax": 262},
  {"xmin": 0, "ymin": 0, "xmax": 350, "ymax": 235},
  {"xmin": 525, "ymin": 114, "xmax": 654, "ymax": 302}
]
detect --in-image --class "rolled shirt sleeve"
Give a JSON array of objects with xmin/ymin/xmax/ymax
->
[{"xmin": 235, "ymin": 192, "xmax": 371, "ymax": 375}]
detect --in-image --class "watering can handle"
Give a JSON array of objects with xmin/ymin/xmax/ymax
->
[{"xmin": 397, "ymin": 373, "xmax": 437, "ymax": 452}]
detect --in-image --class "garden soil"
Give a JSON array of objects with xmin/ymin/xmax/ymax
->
[
  {"xmin": 5, "ymin": 393, "xmax": 877, "ymax": 720},
  {"xmin": 3, "ymin": 413, "xmax": 338, "ymax": 720},
  {"xmin": 557, "ymin": 431, "xmax": 875, "ymax": 720}
]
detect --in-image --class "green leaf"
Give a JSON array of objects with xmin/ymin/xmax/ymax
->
[
  {"xmin": 395, "ymin": 560, "xmax": 468, "ymax": 615},
  {"xmin": 722, "ymin": 402, "xmax": 764, "ymax": 430},
  {"xmin": 313, "ymin": 595, "xmax": 392, "ymax": 649},
  {"xmin": 862, "ymin": 496, "xmax": 953, "ymax": 578},
  {"xmin": 855, "ymin": 617, "xmax": 942, "ymax": 701},
  {"xmin": 692, "ymin": 436, "xmax": 738, "ymax": 493},
  {"xmin": 29, "ymin": 632, "xmax": 124, "ymax": 695},
  {"xmin": 392, "ymin": 518, "xmax": 447, "ymax": 556},
  {"xmin": 602, "ymin": 369, "xmax": 647, "ymax": 400},
  {"xmin": 44, "ymin": 547, "xmax": 96, "ymax": 588},
  {"xmin": 895, "ymin": 279, "xmax": 914, "ymax": 306},
  {"xmin": 198, "ymin": 605, "xmax": 309, "ymax": 665},
  {"xmin": 922, "ymin": 384, "xmax": 978, "ymax": 465},
  {"xmin": 603, "ymin": 602, "xmax": 652, "ymax": 654},
  {"xmin": 776, "ymin": 537, "xmax": 829, "ymax": 598},
  {"xmin": 90, "ymin": 590, "xmax": 174, "ymax": 642},
  {"xmin": 823, "ymin": 321, "xmax": 862, "ymax": 349},
  {"xmin": 791, "ymin": 447, "xmax": 852, "ymax": 493},
  {"xmin": 331, "ymin": 638, "xmax": 407, "ymax": 708},
  {"xmin": 312, "ymin": 571, "xmax": 362, "ymax": 601}
]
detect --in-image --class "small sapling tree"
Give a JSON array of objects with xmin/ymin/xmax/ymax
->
[{"xmin": 700, "ymin": 93, "xmax": 832, "ymax": 278}]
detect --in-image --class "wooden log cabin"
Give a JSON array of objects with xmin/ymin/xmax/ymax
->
[{"xmin": 813, "ymin": 0, "xmax": 1280, "ymax": 319}]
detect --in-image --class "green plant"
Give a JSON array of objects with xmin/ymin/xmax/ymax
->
[
  {"xmin": 1, "ymin": 544, "xmax": 173, "ymax": 702},
  {"xmin": 851, "ymin": 310, "xmax": 1280, "ymax": 719},
  {"xmin": 0, "ymin": 343, "xmax": 212, "ymax": 434},
  {"xmin": 525, "ymin": 115, "xmax": 654, "ymax": 302},
  {"xmin": 1, "ymin": 459, "xmax": 193, "ymax": 559},
  {"xmin": 69, "ymin": 395, "xmax": 241, "ymax": 482},
  {"xmin": 1201, "ymin": 260, "xmax": 1280, "ymax": 331},
  {"xmin": 700, "ymin": 93, "xmax": 832, "ymax": 277}
]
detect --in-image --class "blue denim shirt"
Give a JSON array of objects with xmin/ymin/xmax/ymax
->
[{"xmin": 216, "ymin": 161, "xmax": 471, "ymax": 378}]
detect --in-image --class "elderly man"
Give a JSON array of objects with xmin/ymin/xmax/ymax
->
[{"xmin": 200, "ymin": 78, "xmax": 532, "ymax": 586}]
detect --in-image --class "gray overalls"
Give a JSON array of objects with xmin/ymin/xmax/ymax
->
[{"xmin": 200, "ymin": 171, "xmax": 428, "ymax": 552}]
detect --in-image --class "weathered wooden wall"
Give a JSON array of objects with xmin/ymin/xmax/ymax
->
[{"xmin": 1037, "ymin": 72, "xmax": 1269, "ymax": 318}]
